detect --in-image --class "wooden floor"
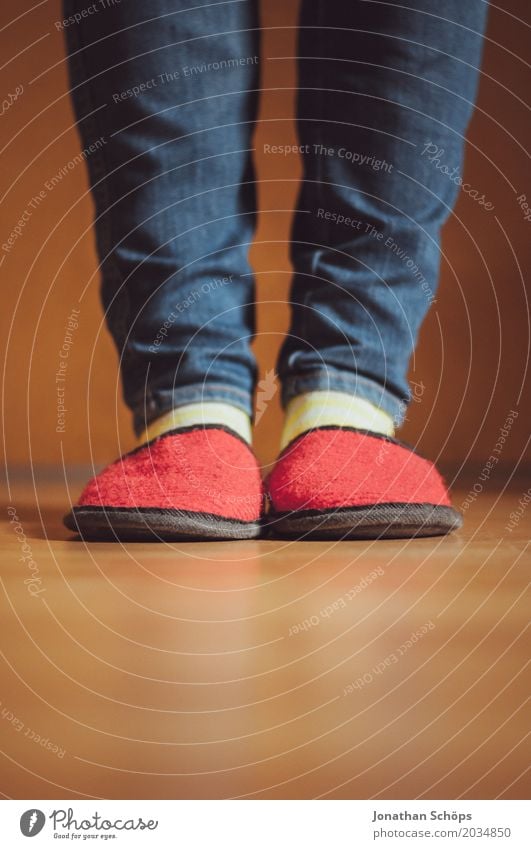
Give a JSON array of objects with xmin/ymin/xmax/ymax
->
[{"xmin": 1, "ymin": 475, "xmax": 529, "ymax": 800}]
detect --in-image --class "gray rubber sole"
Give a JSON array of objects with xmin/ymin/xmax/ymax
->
[
  {"xmin": 267, "ymin": 503, "xmax": 463, "ymax": 540},
  {"xmin": 64, "ymin": 506, "xmax": 262, "ymax": 541}
]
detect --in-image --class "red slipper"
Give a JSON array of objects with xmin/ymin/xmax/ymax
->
[
  {"xmin": 64, "ymin": 425, "xmax": 264, "ymax": 540},
  {"xmin": 267, "ymin": 427, "xmax": 462, "ymax": 539}
]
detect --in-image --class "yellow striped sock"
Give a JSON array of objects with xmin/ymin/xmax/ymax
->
[
  {"xmin": 280, "ymin": 391, "xmax": 395, "ymax": 450},
  {"xmin": 138, "ymin": 402, "xmax": 252, "ymax": 446}
]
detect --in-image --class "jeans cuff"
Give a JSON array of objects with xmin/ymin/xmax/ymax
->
[
  {"xmin": 281, "ymin": 369, "xmax": 407, "ymax": 428},
  {"xmin": 132, "ymin": 383, "xmax": 253, "ymax": 437}
]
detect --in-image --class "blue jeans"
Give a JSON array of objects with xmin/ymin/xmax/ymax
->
[{"xmin": 63, "ymin": 0, "xmax": 488, "ymax": 435}]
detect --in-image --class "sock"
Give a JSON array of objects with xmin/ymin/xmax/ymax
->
[
  {"xmin": 138, "ymin": 402, "xmax": 252, "ymax": 446},
  {"xmin": 280, "ymin": 391, "xmax": 395, "ymax": 451}
]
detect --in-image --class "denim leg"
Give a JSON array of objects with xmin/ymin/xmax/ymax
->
[
  {"xmin": 280, "ymin": 0, "xmax": 488, "ymax": 424},
  {"xmin": 63, "ymin": 0, "xmax": 260, "ymax": 433}
]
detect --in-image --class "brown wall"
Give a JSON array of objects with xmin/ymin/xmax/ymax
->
[{"xmin": 1, "ymin": 0, "xmax": 530, "ymax": 473}]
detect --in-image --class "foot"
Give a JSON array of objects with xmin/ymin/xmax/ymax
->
[
  {"xmin": 266, "ymin": 427, "xmax": 462, "ymax": 540},
  {"xmin": 64, "ymin": 425, "xmax": 264, "ymax": 541}
]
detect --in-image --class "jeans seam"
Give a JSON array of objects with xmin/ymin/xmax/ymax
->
[{"xmin": 309, "ymin": 0, "xmax": 327, "ymax": 283}]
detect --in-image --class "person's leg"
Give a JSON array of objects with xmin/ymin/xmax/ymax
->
[
  {"xmin": 269, "ymin": 0, "xmax": 488, "ymax": 538},
  {"xmin": 63, "ymin": 0, "xmax": 260, "ymax": 437},
  {"xmin": 281, "ymin": 0, "xmax": 488, "ymax": 432},
  {"xmin": 63, "ymin": 0, "xmax": 264, "ymax": 539}
]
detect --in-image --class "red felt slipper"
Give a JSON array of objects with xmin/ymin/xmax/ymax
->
[
  {"xmin": 267, "ymin": 426, "xmax": 462, "ymax": 539},
  {"xmin": 64, "ymin": 425, "xmax": 264, "ymax": 540}
]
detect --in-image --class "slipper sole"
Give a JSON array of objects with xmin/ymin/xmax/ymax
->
[
  {"xmin": 267, "ymin": 502, "xmax": 462, "ymax": 540},
  {"xmin": 64, "ymin": 506, "xmax": 262, "ymax": 541}
]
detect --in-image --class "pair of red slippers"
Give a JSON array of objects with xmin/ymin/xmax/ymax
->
[{"xmin": 64, "ymin": 424, "xmax": 461, "ymax": 541}]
